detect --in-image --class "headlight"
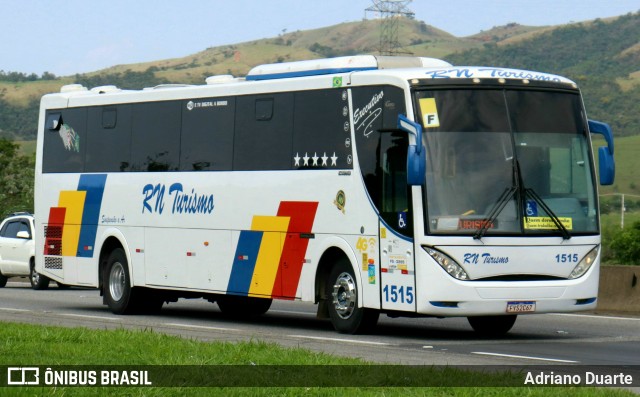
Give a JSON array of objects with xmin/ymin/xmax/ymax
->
[
  {"xmin": 423, "ymin": 246, "xmax": 469, "ymax": 280},
  {"xmin": 568, "ymin": 245, "xmax": 599, "ymax": 279}
]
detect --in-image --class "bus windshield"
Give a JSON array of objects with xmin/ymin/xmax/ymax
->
[{"xmin": 416, "ymin": 88, "xmax": 598, "ymax": 236}]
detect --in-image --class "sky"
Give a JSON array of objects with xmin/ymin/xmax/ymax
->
[{"xmin": 1, "ymin": 0, "xmax": 638, "ymax": 77}]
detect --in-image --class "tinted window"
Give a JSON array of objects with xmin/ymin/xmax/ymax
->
[
  {"xmin": 43, "ymin": 108, "xmax": 87, "ymax": 173},
  {"xmin": 233, "ymin": 93, "xmax": 293, "ymax": 171},
  {"xmin": 85, "ymin": 105, "xmax": 132, "ymax": 172},
  {"xmin": 353, "ymin": 85, "xmax": 407, "ymax": 210},
  {"xmin": 506, "ymin": 90, "xmax": 584, "ymax": 133},
  {"xmin": 352, "ymin": 85, "xmax": 411, "ymax": 235},
  {"xmin": 180, "ymin": 98, "xmax": 235, "ymax": 171},
  {"xmin": 131, "ymin": 101, "xmax": 181, "ymax": 171},
  {"xmin": 293, "ymin": 89, "xmax": 352, "ymax": 169}
]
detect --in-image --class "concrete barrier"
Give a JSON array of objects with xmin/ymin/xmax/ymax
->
[{"xmin": 597, "ymin": 265, "xmax": 640, "ymax": 313}]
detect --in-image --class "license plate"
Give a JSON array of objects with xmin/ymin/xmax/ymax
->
[{"xmin": 506, "ymin": 301, "xmax": 536, "ymax": 313}]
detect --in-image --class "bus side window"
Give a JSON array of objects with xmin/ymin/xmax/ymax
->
[
  {"xmin": 234, "ymin": 93, "xmax": 293, "ymax": 171},
  {"xmin": 130, "ymin": 101, "xmax": 181, "ymax": 172},
  {"xmin": 42, "ymin": 108, "xmax": 87, "ymax": 173},
  {"xmin": 86, "ymin": 105, "xmax": 132, "ymax": 172},
  {"xmin": 292, "ymin": 89, "xmax": 352, "ymax": 170},
  {"xmin": 180, "ymin": 97, "xmax": 235, "ymax": 171}
]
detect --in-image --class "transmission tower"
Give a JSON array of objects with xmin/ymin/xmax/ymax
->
[{"xmin": 365, "ymin": 0, "xmax": 415, "ymax": 56}]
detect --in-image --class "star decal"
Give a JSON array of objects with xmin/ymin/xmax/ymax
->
[
  {"xmin": 312, "ymin": 152, "xmax": 319, "ymax": 167},
  {"xmin": 321, "ymin": 152, "xmax": 328, "ymax": 167},
  {"xmin": 330, "ymin": 152, "xmax": 338, "ymax": 166},
  {"xmin": 294, "ymin": 152, "xmax": 301, "ymax": 167},
  {"xmin": 303, "ymin": 152, "xmax": 310, "ymax": 167}
]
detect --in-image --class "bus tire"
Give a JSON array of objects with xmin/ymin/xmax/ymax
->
[
  {"xmin": 30, "ymin": 259, "xmax": 50, "ymax": 290},
  {"xmin": 217, "ymin": 295, "xmax": 272, "ymax": 316},
  {"xmin": 104, "ymin": 248, "xmax": 138, "ymax": 314},
  {"xmin": 467, "ymin": 315, "xmax": 517, "ymax": 337},
  {"xmin": 327, "ymin": 259, "xmax": 379, "ymax": 334},
  {"xmin": 0, "ymin": 273, "xmax": 7, "ymax": 288}
]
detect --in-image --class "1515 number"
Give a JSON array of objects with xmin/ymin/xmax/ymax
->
[
  {"xmin": 555, "ymin": 253, "xmax": 579, "ymax": 263},
  {"xmin": 382, "ymin": 285, "xmax": 414, "ymax": 304}
]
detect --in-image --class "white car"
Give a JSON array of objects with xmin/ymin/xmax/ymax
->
[{"xmin": 0, "ymin": 212, "xmax": 51, "ymax": 289}]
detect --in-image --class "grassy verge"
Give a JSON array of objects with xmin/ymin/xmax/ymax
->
[{"xmin": 0, "ymin": 322, "xmax": 635, "ymax": 396}]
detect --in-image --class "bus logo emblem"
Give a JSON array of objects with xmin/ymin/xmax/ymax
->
[{"xmin": 334, "ymin": 190, "xmax": 346, "ymax": 214}]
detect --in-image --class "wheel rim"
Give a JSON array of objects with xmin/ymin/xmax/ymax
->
[
  {"xmin": 332, "ymin": 272, "xmax": 357, "ymax": 319},
  {"xmin": 109, "ymin": 262, "xmax": 126, "ymax": 301},
  {"xmin": 31, "ymin": 269, "xmax": 39, "ymax": 285}
]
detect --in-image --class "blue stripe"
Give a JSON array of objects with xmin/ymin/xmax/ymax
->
[
  {"xmin": 246, "ymin": 67, "xmax": 376, "ymax": 81},
  {"xmin": 77, "ymin": 174, "xmax": 107, "ymax": 258},
  {"xmin": 227, "ymin": 231, "xmax": 263, "ymax": 295}
]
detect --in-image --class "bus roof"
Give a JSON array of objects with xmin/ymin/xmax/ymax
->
[
  {"xmin": 245, "ymin": 55, "xmax": 576, "ymax": 85},
  {"xmin": 51, "ymin": 55, "xmax": 577, "ymax": 103}
]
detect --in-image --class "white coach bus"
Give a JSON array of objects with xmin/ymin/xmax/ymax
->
[{"xmin": 35, "ymin": 55, "xmax": 615, "ymax": 336}]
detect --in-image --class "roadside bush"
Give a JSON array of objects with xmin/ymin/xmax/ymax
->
[{"xmin": 607, "ymin": 221, "xmax": 640, "ymax": 265}]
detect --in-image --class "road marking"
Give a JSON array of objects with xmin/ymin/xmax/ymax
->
[
  {"xmin": 471, "ymin": 351, "xmax": 579, "ymax": 363},
  {"xmin": 0, "ymin": 307, "xmax": 31, "ymax": 312},
  {"xmin": 548, "ymin": 313, "xmax": 640, "ymax": 322},
  {"xmin": 288, "ymin": 334, "xmax": 390, "ymax": 346},
  {"xmin": 164, "ymin": 323, "xmax": 240, "ymax": 332},
  {"xmin": 61, "ymin": 314, "xmax": 119, "ymax": 321}
]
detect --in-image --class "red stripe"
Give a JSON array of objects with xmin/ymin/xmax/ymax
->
[
  {"xmin": 272, "ymin": 201, "xmax": 318, "ymax": 299},
  {"xmin": 44, "ymin": 207, "xmax": 66, "ymax": 255}
]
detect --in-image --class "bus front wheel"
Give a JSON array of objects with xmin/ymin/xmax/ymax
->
[
  {"xmin": 326, "ymin": 259, "xmax": 379, "ymax": 334},
  {"xmin": 467, "ymin": 315, "xmax": 517, "ymax": 337}
]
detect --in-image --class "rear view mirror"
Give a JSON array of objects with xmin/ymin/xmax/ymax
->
[
  {"xmin": 588, "ymin": 120, "xmax": 615, "ymax": 186},
  {"xmin": 17, "ymin": 231, "xmax": 31, "ymax": 240},
  {"xmin": 398, "ymin": 115, "xmax": 426, "ymax": 186}
]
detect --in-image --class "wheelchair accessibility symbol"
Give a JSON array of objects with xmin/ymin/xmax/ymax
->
[
  {"xmin": 398, "ymin": 212, "xmax": 407, "ymax": 229},
  {"xmin": 526, "ymin": 200, "xmax": 538, "ymax": 217}
]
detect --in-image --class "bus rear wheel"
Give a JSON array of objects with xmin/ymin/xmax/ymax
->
[
  {"xmin": 105, "ymin": 248, "xmax": 137, "ymax": 314},
  {"xmin": 104, "ymin": 249, "xmax": 164, "ymax": 314},
  {"xmin": 326, "ymin": 259, "xmax": 378, "ymax": 334},
  {"xmin": 467, "ymin": 315, "xmax": 517, "ymax": 337}
]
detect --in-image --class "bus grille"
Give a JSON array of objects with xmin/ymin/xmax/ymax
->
[{"xmin": 44, "ymin": 257, "xmax": 63, "ymax": 270}]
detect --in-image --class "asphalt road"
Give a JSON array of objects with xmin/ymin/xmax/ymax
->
[{"xmin": 1, "ymin": 279, "xmax": 639, "ymax": 369}]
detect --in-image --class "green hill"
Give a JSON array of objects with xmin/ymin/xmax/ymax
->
[{"xmin": 1, "ymin": 13, "xmax": 639, "ymax": 141}]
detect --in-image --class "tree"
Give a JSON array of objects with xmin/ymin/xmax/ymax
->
[
  {"xmin": 0, "ymin": 139, "xmax": 34, "ymax": 216},
  {"xmin": 609, "ymin": 222, "xmax": 640, "ymax": 265}
]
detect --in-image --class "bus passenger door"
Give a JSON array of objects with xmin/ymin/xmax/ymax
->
[{"xmin": 378, "ymin": 133, "xmax": 416, "ymax": 313}]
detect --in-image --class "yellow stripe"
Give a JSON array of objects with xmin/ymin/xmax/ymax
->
[
  {"xmin": 248, "ymin": 215, "xmax": 290, "ymax": 297},
  {"xmin": 58, "ymin": 190, "xmax": 87, "ymax": 256}
]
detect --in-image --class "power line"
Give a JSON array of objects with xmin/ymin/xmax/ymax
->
[{"xmin": 365, "ymin": 0, "xmax": 415, "ymax": 56}]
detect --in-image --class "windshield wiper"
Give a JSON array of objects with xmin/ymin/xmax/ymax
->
[
  {"xmin": 474, "ymin": 152, "xmax": 520, "ymax": 240},
  {"xmin": 474, "ymin": 186, "xmax": 516, "ymax": 240},
  {"xmin": 474, "ymin": 158, "xmax": 571, "ymax": 240},
  {"xmin": 524, "ymin": 187, "xmax": 572, "ymax": 240}
]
